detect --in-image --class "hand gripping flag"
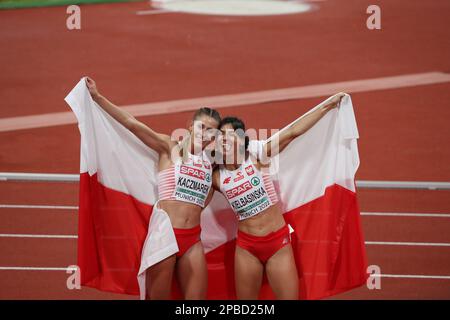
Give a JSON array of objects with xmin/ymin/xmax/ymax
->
[{"xmin": 65, "ymin": 78, "xmax": 368, "ymax": 300}]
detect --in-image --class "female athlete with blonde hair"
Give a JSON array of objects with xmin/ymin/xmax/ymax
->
[{"xmin": 85, "ymin": 77, "xmax": 221, "ymax": 300}]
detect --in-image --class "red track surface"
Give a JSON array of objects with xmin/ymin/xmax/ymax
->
[{"xmin": 0, "ymin": 0, "xmax": 449, "ymax": 299}]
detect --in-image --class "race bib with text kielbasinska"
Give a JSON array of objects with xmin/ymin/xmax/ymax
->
[{"xmin": 219, "ymin": 159, "xmax": 274, "ymax": 220}]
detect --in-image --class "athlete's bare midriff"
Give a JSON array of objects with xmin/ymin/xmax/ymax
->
[
  {"xmin": 237, "ymin": 203, "xmax": 286, "ymax": 237},
  {"xmin": 157, "ymin": 151, "xmax": 208, "ymax": 229},
  {"xmin": 158, "ymin": 199, "xmax": 203, "ymax": 229}
]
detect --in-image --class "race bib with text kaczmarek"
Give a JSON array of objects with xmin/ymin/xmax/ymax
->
[{"xmin": 173, "ymin": 153, "xmax": 212, "ymax": 208}]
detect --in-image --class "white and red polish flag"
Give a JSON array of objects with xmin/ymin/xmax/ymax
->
[{"xmin": 65, "ymin": 77, "xmax": 367, "ymax": 300}]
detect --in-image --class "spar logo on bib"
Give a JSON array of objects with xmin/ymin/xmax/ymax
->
[
  {"xmin": 180, "ymin": 165, "xmax": 206, "ymax": 181},
  {"xmin": 225, "ymin": 181, "xmax": 252, "ymax": 199},
  {"xmin": 251, "ymin": 177, "xmax": 260, "ymax": 186}
]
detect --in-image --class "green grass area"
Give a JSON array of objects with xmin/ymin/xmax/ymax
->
[{"xmin": 0, "ymin": 0, "xmax": 143, "ymax": 10}]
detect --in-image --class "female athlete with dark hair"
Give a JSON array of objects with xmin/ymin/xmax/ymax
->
[{"xmin": 212, "ymin": 93, "xmax": 345, "ymax": 299}]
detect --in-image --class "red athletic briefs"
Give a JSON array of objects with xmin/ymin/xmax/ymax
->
[
  {"xmin": 236, "ymin": 224, "xmax": 291, "ymax": 264},
  {"xmin": 173, "ymin": 225, "xmax": 202, "ymax": 258}
]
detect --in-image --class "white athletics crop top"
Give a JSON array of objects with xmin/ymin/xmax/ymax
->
[
  {"xmin": 158, "ymin": 151, "xmax": 213, "ymax": 208},
  {"xmin": 218, "ymin": 156, "xmax": 278, "ymax": 220}
]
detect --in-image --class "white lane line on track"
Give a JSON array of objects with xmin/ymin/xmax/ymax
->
[
  {"xmin": 0, "ymin": 267, "xmax": 77, "ymax": 271},
  {"xmin": 1, "ymin": 233, "xmax": 450, "ymax": 246},
  {"xmin": 136, "ymin": 9, "xmax": 174, "ymax": 15},
  {"xmin": 0, "ymin": 172, "xmax": 78, "ymax": 182},
  {"xmin": 2, "ymin": 205, "xmax": 450, "ymax": 218},
  {"xmin": 0, "ymin": 266, "xmax": 449, "ymax": 280},
  {"xmin": 1, "ymin": 72, "xmax": 450, "ymax": 133},
  {"xmin": 366, "ymin": 241, "xmax": 450, "ymax": 247},
  {"xmin": 3, "ymin": 173, "xmax": 450, "ymax": 190},
  {"xmin": 372, "ymin": 274, "xmax": 450, "ymax": 280},
  {"xmin": 0, "ymin": 204, "xmax": 78, "ymax": 210},
  {"xmin": 0, "ymin": 234, "xmax": 77, "ymax": 239},
  {"xmin": 356, "ymin": 180, "xmax": 450, "ymax": 190},
  {"xmin": 361, "ymin": 212, "xmax": 450, "ymax": 218}
]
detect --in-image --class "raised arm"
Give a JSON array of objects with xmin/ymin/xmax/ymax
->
[
  {"xmin": 264, "ymin": 92, "xmax": 346, "ymax": 157},
  {"xmin": 85, "ymin": 77, "xmax": 173, "ymax": 155}
]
